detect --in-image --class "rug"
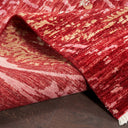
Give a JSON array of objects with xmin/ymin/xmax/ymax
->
[{"xmin": 0, "ymin": 0, "xmax": 128, "ymax": 126}]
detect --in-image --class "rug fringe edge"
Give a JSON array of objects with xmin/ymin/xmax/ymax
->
[{"xmin": 118, "ymin": 112, "xmax": 128, "ymax": 126}]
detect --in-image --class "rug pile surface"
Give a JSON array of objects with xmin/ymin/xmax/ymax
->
[{"xmin": 0, "ymin": 0, "xmax": 128, "ymax": 126}]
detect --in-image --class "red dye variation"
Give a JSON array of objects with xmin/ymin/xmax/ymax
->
[{"xmin": 0, "ymin": 0, "xmax": 128, "ymax": 125}]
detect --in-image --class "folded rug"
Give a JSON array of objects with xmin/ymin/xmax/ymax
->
[{"xmin": 0, "ymin": 0, "xmax": 128, "ymax": 126}]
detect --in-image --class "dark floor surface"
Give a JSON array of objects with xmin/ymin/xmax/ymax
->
[{"xmin": 0, "ymin": 90, "xmax": 127, "ymax": 128}]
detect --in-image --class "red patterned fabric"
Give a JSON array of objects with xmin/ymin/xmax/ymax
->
[{"xmin": 0, "ymin": 0, "xmax": 128, "ymax": 125}]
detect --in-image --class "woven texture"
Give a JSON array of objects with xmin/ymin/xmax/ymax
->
[{"xmin": 0, "ymin": 0, "xmax": 128, "ymax": 125}]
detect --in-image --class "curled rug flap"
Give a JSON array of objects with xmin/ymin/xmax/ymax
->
[{"xmin": 0, "ymin": 0, "xmax": 128, "ymax": 126}]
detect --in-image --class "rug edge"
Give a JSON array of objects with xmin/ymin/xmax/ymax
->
[{"xmin": 118, "ymin": 112, "xmax": 128, "ymax": 126}]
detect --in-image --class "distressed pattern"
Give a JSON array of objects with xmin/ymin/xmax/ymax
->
[
  {"xmin": 0, "ymin": 0, "xmax": 88, "ymax": 110},
  {"xmin": 29, "ymin": 8, "xmax": 128, "ymax": 119},
  {"xmin": 0, "ymin": 0, "xmax": 128, "ymax": 125},
  {"xmin": 19, "ymin": 1, "xmax": 128, "ymax": 121}
]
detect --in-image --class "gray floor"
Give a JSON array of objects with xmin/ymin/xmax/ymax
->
[{"xmin": 0, "ymin": 91, "xmax": 127, "ymax": 128}]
